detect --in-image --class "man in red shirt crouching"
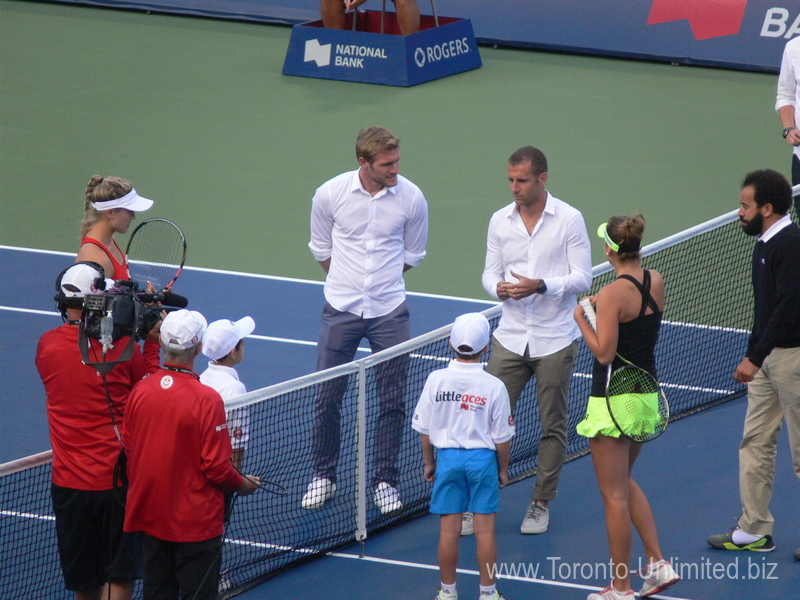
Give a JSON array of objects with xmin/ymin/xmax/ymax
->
[{"xmin": 123, "ymin": 309, "xmax": 260, "ymax": 600}]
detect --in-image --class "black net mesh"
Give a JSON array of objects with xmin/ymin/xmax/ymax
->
[
  {"xmin": 0, "ymin": 457, "xmax": 65, "ymax": 597},
  {"xmin": 1, "ymin": 208, "xmax": 784, "ymax": 599}
]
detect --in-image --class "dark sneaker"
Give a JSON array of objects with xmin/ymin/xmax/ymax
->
[{"xmin": 707, "ymin": 528, "xmax": 775, "ymax": 552}]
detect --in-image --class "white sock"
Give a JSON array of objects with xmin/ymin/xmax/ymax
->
[
  {"xmin": 479, "ymin": 584, "xmax": 496, "ymax": 597},
  {"xmin": 732, "ymin": 528, "xmax": 764, "ymax": 545},
  {"xmin": 441, "ymin": 581, "xmax": 457, "ymax": 596}
]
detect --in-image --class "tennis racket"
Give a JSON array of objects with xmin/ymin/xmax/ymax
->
[
  {"xmin": 579, "ymin": 297, "xmax": 669, "ymax": 442},
  {"xmin": 125, "ymin": 218, "xmax": 186, "ymax": 292}
]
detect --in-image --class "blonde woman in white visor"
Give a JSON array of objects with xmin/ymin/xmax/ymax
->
[{"xmin": 75, "ymin": 175, "xmax": 154, "ymax": 280}]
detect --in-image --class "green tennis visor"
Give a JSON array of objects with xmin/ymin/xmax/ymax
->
[{"xmin": 597, "ymin": 222, "xmax": 619, "ymax": 252}]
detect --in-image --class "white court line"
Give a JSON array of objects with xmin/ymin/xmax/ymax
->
[
  {"xmin": 663, "ymin": 318, "xmax": 749, "ymax": 336},
  {"xmin": 0, "ymin": 244, "xmax": 497, "ymax": 306},
  {"xmin": 0, "ymin": 508, "xmax": 693, "ymax": 600},
  {"xmin": 248, "ymin": 333, "xmax": 318, "ymax": 348},
  {"xmin": 0, "ymin": 305, "xmax": 371, "ymax": 352},
  {"xmin": 567, "ymin": 372, "xmax": 734, "ymax": 398},
  {"xmin": 326, "ymin": 552, "xmax": 695, "ymax": 600},
  {"xmin": 0, "ymin": 306, "xmax": 333, "ymax": 350},
  {"xmin": 0, "ymin": 509, "xmax": 55, "ymax": 522},
  {"xmin": 222, "ymin": 535, "xmax": 694, "ymax": 600},
  {"xmin": 0, "ymin": 306, "xmax": 60, "ymax": 317},
  {"xmin": 0, "ymin": 305, "xmax": 742, "ymax": 393}
]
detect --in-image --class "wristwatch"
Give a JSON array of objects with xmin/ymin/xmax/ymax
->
[
  {"xmin": 783, "ymin": 126, "xmax": 795, "ymax": 138},
  {"xmin": 538, "ymin": 279, "xmax": 547, "ymax": 294}
]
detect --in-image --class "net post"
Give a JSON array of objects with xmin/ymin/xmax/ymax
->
[{"xmin": 355, "ymin": 361, "xmax": 368, "ymax": 547}]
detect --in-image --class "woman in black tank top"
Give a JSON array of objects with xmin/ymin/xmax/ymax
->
[{"xmin": 572, "ymin": 215, "xmax": 680, "ymax": 600}]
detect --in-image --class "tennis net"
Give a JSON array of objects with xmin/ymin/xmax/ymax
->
[{"xmin": 0, "ymin": 205, "xmax": 784, "ymax": 598}]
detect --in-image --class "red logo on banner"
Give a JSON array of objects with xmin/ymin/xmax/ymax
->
[{"xmin": 647, "ymin": 0, "xmax": 748, "ymax": 40}]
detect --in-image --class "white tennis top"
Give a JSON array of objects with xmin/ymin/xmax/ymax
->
[
  {"xmin": 309, "ymin": 169, "xmax": 428, "ymax": 318},
  {"xmin": 412, "ymin": 360, "xmax": 515, "ymax": 450},
  {"xmin": 482, "ymin": 192, "xmax": 592, "ymax": 358}
]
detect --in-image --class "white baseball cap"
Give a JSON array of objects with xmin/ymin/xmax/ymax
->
[
  {"xmin": 160, "ymin": 309, "xmax": 207, "ymax": 351},
  {"xmin": 59, "ymin": 263, "xmax": 110, "ymax": 298},
  {"xmin": 92, "ymin": 188, "xmax": 154, "ymax": 212},
  {"xmin": 450, "ymin": 312, "xmax": 490, "ymax": 355},
  {"xmin": 202, "ymin": 316, "xmax": 256, "ymax": 361}
]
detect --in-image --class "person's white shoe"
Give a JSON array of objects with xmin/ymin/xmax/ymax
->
[
  {"xmin": 301, "ymin": 477, "xmax": 336, "ymax": 509},
  {"xmin": 520, "ymin": 500, "xmax": 549, "ymax": 534},
  {"xmin": 639, "ymin": 559, "xmax": 680, "ymax": 597},
  {"xmin": 374, "ymin": 482, "xmax": 402, "ymax": 514},
  {"xmin": 587, "ymin": 583, "xmax": 634, "ymax": 600},
  {"xmin": 461, "ymin": 511, "xmax": 474, "ymax": 536}
]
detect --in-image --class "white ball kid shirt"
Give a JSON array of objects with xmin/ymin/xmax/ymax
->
[{"xmin": 412, "ymin": 360, "xmax": 515, "ymax": 449}]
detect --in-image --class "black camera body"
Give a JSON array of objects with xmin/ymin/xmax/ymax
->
[
  {"xmin": 83, "ymin": 281, "xmax": 162, "ymax": 343},
  {"xmin": 79, "ymin": 281, "xmax": 162, "ymax": 373}
]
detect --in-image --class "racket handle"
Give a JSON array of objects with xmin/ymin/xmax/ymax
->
[{"xmin": 580, "ymin": 297, "xmax": 597, "ymax": 330}]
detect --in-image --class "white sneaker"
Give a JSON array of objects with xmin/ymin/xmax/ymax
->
[
  {"xmin": 587, "ymin": 584, "xmax": 634, "ymax": 600},
  {"xmin": 520, "ymin": 501, "xmax": 549, "ymax": 534},
  {"xmin": 301, "ymin": 477, "xmax": 336, "ymax": 509},
  {"xmin": 461, "ymin": 511, "xmax": 474, "ymax": 536},
  {"xmin": 374, "ymin": 482, "xmax": 402, "ymax": 514},
  {"xmin": 218, "ymin": 577, "xmax": 233, "ymax": 593},
  {"xmin": 639, "ymin": 560, "xmax": 680, "ymax": 597}
]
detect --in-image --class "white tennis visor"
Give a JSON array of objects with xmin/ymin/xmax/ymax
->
[{"xmin": 92, "ymin": 188, "xmax": 154, "ymax": 212}]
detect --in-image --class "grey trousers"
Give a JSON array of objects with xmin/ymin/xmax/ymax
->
[
  {"xmin": 311, "ymin": 301, "xmax": 410, "ymax": 487},
  {"xmin": 487, "ymin": 338, "xmax": 578, "ymax": 502}
]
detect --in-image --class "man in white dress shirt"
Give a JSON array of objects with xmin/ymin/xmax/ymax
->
[
  {"xmin": 776, "ymin": 35, "xmax": 800, "ymax": 214},
  {"xmin": 304, "ymin": 126, "xmax": 429, "ymax": 514},
  {"xmin": 482, "ymin": 146, "xmax": 592, "ymax": 534}
]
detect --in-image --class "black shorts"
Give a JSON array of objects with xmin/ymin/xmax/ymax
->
[
  {"xmin": 141, "ymin": 534, "xmax": 223, "ymax": 600},
  {"xmin": 51, "ymin": 485, "xmax": 142, "ymax": 591}
]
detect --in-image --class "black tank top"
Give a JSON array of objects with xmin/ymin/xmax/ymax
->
[{"xmin": 590, "ymin": 270, "xmax": 662, "ymax": 397}]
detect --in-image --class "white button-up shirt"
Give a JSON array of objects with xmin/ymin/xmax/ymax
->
[
  {"xmin": 482, "ymin": 192, "xmax": 592, "ymax": 358},
  {"xmin": 309, "ymin": 169, "xmax": 428, "ymax": 318},
  {"xmin": 777, "ymin": 36, "xmax": 800, "ymax": 161}
]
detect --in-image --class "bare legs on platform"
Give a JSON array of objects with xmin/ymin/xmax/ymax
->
[{"xmin": 320, "ymin": 0, "xmax": 421, "ymax": 35}]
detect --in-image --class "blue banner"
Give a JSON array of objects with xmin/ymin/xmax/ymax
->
[
  {"xmin": 51, "ymin": 0, "xmax": 800, "ymax": 72},
  {"xmin": 282, "ymin": 14, "xmax": 482, "ymax": 86}
]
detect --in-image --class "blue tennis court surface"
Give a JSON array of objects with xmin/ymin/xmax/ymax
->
[
  {"xmin": 3, "ymin": 245, "xmax": 799, "ymax": 599},
  {"xmin": 0, "ymin": 245, "xmax": 494, "ymax": 463},
  {"xmin": 236, "ymin": 397, "xmax": 800, "ymax": 600}
]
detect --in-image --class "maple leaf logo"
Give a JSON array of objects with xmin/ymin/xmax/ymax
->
[{"xmin": 647, "ymin": 0, "xmax": 748, "ymax": 40}]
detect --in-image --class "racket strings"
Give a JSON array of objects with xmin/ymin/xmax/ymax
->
[
  {"xmin": 126, "ymin": 219, "xmax": 186, "ymax": 290},
  {"xmin": 607, "ymin": 366, "xmax": 669, "ymax": 442}
]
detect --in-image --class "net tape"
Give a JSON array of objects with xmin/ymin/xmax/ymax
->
[{"xmin": 3, "ymin": 202, "xmax": 794, "ymax": 599}]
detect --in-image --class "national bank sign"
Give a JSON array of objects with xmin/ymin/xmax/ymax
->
[{"xmin": 283, "ymin": 13, "xmax": 482, "ymax": 87}]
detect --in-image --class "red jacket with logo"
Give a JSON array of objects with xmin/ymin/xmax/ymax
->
[{"xmin": 123, "ymin": 366, "xmax": 244, "ymax": 542}]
